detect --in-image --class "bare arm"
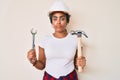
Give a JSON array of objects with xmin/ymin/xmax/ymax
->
[
  {"xmin": 27, "ymin": 46, "xmax": 46, "ymax": 70},
  {"xmin": 33, "ymin": 46, "xmax": 46, "ymax": 70}
]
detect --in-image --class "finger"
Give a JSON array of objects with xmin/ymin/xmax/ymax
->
[
  {"xmin": 29, "ymin": 49, "xmax": 36, "ymax": 53},
  {"xmin": 31, "ymin": 58, "xmax": 37, "ymax": 63},
  {"xmin": 29, "ymin": 57, "xmax": 37, "ymax": 63},
  {"xmin": 27, "ymin": 49, "xmax": 36, "ymax": 55},
  {"xmin": 80, "ymin": 56, "xmax": 85, "ymax": 59},
  {"xmin": 77, "ymin": 61, "xmax": 86, "ymax": 67},
  {"xmin": 76, "ymin": 56, "xmax": 85, "ymax": 59},
  {"xmin": 76, "ymin": 58, "xmax": 85, "ymax": 62},
  {"xmin": 76, "ymin": 59, "xmax": 86, "ymax": 65},
  {"xmin": 27, "ymin": 52, "xmax": 36, "ymax": 60}
]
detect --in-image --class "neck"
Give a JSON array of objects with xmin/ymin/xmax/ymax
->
[{"xmin": 53, "ymin": 30, "xmax": 68, "ymax": 38}]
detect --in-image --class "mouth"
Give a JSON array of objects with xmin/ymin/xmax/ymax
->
[{"xmin": 55, "ymin": 25, "xmax": 62, "ymax": 28}]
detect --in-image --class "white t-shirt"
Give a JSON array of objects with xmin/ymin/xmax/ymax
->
[{"xmin": 39, "ymin": 33, "xmax": 78, "ymax": 78}]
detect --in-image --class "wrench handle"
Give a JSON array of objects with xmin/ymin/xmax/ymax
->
[{"xmin": 32, "ymin": 35, "xmax": 35, "ymax": 49}]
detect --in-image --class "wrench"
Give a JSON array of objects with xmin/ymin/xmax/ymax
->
[{"xmin": 31, "ymin": 28, "xmax": 37, "ymax": 49}]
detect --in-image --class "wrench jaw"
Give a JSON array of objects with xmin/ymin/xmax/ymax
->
[
  {"xmin": 30, "ymin": 28, "xmax": 37, "ymax": 49},
  {"xmin": 31, "ymin": 28, "xmax": 37, "ymax": 35}
]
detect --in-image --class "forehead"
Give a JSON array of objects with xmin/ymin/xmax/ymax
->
[{"xmin": 52, "ymin": 12, "xmax": 66, "ymax": 17}]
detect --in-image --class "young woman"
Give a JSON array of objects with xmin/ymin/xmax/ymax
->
[{"xmin": 27, "ymin": 1, "xmax": 86, "ymax": 80}]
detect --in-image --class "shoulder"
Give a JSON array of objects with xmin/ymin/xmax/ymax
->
[
  {"xmin": 41, "ymin": 34, "xmax": 53, "ymax": 42},
  {"xmin": 37, "ymin": 34, "xmax": 52, "ymax": 48}
]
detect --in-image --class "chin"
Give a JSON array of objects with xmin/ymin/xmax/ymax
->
[{"xmin": 56, "ymin": 30, "xmax": 66, "ymax": 33}]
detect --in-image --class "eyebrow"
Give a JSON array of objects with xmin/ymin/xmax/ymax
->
[{"xmin": 52, "ymin": 15, "xmax": 66, "ymax": 18}]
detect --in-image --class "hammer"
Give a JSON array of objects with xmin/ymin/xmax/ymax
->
[{"xmin": 71, "ymin": 30, "xmax": 88, "ymax": 72}]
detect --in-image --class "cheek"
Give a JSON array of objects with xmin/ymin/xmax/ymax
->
[
  {"xmin": 51, "ymin": 23, "xmax": 57, "ymax": 29},
  {"xmin": 52, "ymin": 20, "xmax": 57, "ymax": 25},
  {"xmin": 61, "ymin": 21, "xmax": 67, "ymax": 26},
  {"xmin": 52, "ymin": 22, "xmax": 56, "ymax": 27}
]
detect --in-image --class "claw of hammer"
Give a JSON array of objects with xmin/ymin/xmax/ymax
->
[{"xmin": 70, "ymin": 30, "xmax": 88, "ymax": 38}]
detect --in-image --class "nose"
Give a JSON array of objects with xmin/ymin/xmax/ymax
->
[{"xmin": 57, "ymin": 19, "xmax": 61, "ymax": 24}]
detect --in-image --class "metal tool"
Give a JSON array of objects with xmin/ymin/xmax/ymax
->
[
  {"xmin": 71, "ymin": 30, "xmax": 88, "ymax": 72},
  {"xmin": 71, "ymin": 30, "xmax": 88, "ymax": 38},
  {"xmin": 31, "ymin": 28, "xmax": 37, "ymax": 49}
]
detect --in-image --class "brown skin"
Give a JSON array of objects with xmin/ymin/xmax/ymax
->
[
  {"xmin": 27, "ymin": 47, "xmax": 46, "ymax": 70},
  {"xmin": 27, "ymin": 12, "xmax": 86, "ymax": 70},
  {"xmin": 74, "ymin": 47, "xmax": 86, "ymax": 69}
]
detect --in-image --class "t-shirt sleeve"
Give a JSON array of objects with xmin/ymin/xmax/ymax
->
[
  {"xmin": 38, "ymin": 35, "xmax": 50, "ymax": 48},
  {"xmin": 38, "ymin": 36, "xmax": 47, "ymax": 48},
  {"xmin": 39, "ymin": 40, "xmax": 45, "ymax": 48}
]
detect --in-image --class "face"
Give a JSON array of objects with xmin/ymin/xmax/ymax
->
[{"xmin": 51, "ymin": 12, "xmax": 67, "ymax": 33}]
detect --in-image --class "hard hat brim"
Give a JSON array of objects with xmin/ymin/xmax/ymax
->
[{"xmin": 48, "ymin": 11, "xmax": 70, "ymax": 16}]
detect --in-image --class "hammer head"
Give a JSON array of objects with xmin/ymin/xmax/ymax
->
[{"xmin": 71, "ymin": 30, "xmax": 88, "ymax": 38}]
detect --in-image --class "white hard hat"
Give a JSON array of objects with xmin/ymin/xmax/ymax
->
[{"xmin": 48, "ymin": 0, "xmax": 70, "ymax": 15}]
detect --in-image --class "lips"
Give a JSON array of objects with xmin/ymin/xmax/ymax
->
[{"xmin": 55, "ymin": 25, "xmax": 62, "ymax": 28}]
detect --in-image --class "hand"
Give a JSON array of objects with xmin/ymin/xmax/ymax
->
[
  {"xmin": 76, "ymin": 56, "xmax": 86, "ymax": 68},
  {"xmin": 27, "ymin": 49, "xmax": 37, "ymax": 65}
]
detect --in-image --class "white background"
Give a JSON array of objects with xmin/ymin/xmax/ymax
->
[{"xmin": 0, "ymin": 0, "xmax": 120, "ymax": 80}]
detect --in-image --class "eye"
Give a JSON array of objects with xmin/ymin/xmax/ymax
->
[
  {"xmin": 60, "ymin": 16, "xmax": 66, "ymax": 21},
  {"xmin": 53, "ymin": 18, "xmax": 57, "ymax": 21},
  {"xmin": 61, "ymin": 17, "xmax": 65, "ymax": 21},
  {"xmin": 52, "ymin": 17, "xmax": 57, "ymax": 21}
]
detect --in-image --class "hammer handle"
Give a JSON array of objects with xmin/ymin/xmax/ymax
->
[{"xmin": 77, "ymin": 37, "xmax": 83, "ymax": 72}]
